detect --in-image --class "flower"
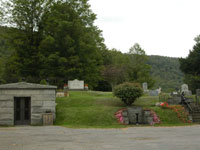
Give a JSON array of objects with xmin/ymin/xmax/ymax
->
[
  {"xmin": 168, "ymin": 105, "xmax": 191, "ymax": 123},
  {"xmin": 160, "ymin": 102, "xmax": 168, "ymax": 108},
  {"xmin": 115, "ymin": 108, "xmax": 127, "ymax": 124}
]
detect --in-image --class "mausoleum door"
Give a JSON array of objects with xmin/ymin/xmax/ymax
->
[{"xmin": 14, "ymin": 97, "xmax": 31, "ymax": 125}]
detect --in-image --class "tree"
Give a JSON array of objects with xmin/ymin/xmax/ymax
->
[
  {"xmin": 127, "ymin": 43, "xmax": 154, "ymax": 88},
  {"xmin": 179, "ymin": 35, "xmax": 200, "ymax": 92},
  {"xmin": 100, "ymin": 49, "xmax": 128, "ymax": 90},
  {"xmin": 1, "ymin": 0, "xmax": 54, "ymax": 83},
  {"xmin": 39, "ymin": 0, "xmax": 104, "ymax": 87},
  {"xmin": 1, "ymin": 0, "xmax": 105, "ymax": 88},
  {"xmin": 113, "ymin": 82, "xmax": 143, "ymax": 106},
  {"xmin": 102, "ymin": 65, "xmax": 126, "ymax": 90}
]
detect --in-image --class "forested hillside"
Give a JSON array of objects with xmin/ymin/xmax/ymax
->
[{"xmin": 147, "ymin": 55, "xmax": 184, "ymax": 92}]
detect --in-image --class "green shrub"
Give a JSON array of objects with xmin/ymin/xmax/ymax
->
[
  {"xmin": 159, "ymin": 93, "xmax": 171, "ymax": 102},
  {"xmin": 113, "ymin": 82, "xmax": 143, "ymax": 106},
  {"xmin": 40, "ymin": 79, "xmax": 48, "ymax": 85}
]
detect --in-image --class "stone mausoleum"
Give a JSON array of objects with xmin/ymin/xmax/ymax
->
[{"xmin": 0, "ymin": 82, "xmax": 57, "ymax": 126}]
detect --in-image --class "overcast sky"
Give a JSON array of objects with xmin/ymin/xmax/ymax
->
[{"xmin": 89, "ymin": 0, "xmax": 200, "ymax": 58}]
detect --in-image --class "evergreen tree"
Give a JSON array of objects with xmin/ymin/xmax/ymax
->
[
  {"xmin": 1, "ymin": 0, "xmax": 105, "ymax": 88},
  {"xmin": 179, "ymin": 35, "xmax": 200, "ymax": 92},
  {"xmin": 39, "ymin": 0, "xmax": 104, "ymax": 87}
]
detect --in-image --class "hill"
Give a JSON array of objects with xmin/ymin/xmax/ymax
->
[{"xmin": 147, "ymin": 55, "xmax": 184, "ymax": 92}]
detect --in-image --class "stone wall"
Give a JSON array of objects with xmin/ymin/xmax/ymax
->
[{"xmin": 0, "ymin": 89, "xmax": 56, "ymax": 126}]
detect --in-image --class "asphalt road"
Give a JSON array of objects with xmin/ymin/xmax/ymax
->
[{"xmin": 0, "ymin": 125, "xmax": 200, "ymax": 150}]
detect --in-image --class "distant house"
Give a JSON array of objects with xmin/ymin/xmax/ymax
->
[{"xmin": 0, "ymin": 82, "xmax": 57, "ymax": 126}]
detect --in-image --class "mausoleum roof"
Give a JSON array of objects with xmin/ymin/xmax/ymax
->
[{"xmin": 0, "ymin": 82, "xmax": 57, "ymax": 89}]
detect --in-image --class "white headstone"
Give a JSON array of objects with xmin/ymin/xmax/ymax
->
[
  {"xmin": 149, "ymin": 90, "xmax": 159, "ymax": 96},
  {"xmin": 142, "ymin": 82, "xmax": 148, "ymax": 91},
  {"xmin": 181, "ymin": 84, "xmax": 189, "ymax": 92},
  {"xmin": 181, "ymin": 84, "xmax": 192, "ymax": 96},
  {"xmin": 68, "ymin": 79, "xmax": 84, "ymax": 90}
]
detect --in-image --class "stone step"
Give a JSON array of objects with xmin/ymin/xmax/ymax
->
[
  {"xmin": 192, "ymin": 117, "xmax": 200, "ymax": 120},
  {"xmin": 190, "ymin": 113, "xmax": 200, "ymax": 116},
  {"xmin": 193, "ymin": 119, "xmax": 200, "ymax": 123}
]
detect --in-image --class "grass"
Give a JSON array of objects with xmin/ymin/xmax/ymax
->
[
  {"xmin": 55, "ymin": 91, "xmax": 126, "ymax": 128},
  {"xmin": 55, "ymin": 91, "xmax": 195, "ymax": 128}
]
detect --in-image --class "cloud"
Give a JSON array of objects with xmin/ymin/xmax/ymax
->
[{"xmin": 89, "ymin": 0, "xmax": 200, "ymax": 57}]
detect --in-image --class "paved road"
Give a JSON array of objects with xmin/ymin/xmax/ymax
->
[{"xmin": 0, "ymin": 125, "xmax": 200, "ymax": 150}]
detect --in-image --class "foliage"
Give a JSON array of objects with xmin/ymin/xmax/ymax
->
[
  {"xmin": 40, "ymin": 79, "xmax": 48, "ymax": 85},
  {"xmin": 160, "ymin": 102, "xmax": 169, "ymax": 108},
  {"xmin": 98, "ymin": 45, "xmax": 154, "ymax": 91},
  {"xmin": 159, "ymin": 102, "xmax": 191, "ymax": 123},
  {"xmin": 100, "ymin": 49, "xmax": 129, "ymax": 90},
  {"xmin": 0, "ymin": 26, "xmax": 13, "ymax": 83},
  {"xmin": 168, "ymin": 105, "xmax": 191, "ymax": 123},
  {"xmin": 93, "ymin": 80, "xmax": 112, "ymax": 92},
  {"xmin": 115, "ymin": 108, "xmax": 127, "ymax": 124},
  {"xmin": 55, "ymin": 91, "xmax": 192, "ymax": 127},
  {"xmin": 159, "ymin": 93, "xmax": 171, "ymax": 102},
  {"xmin": 115, "ymin": 108, "xmax": 161, "ymax": 125},
  {"xmin": 1, "ymin": 0, "xmax": 105, "ymax": 88},
  {"xmin": 127, "ymin": 44, "xmax": 155, "ymax": 88},
  {"xmin": 113, "ymin": 82, "xmax": 143, "ymax": 106},
  {"xmin": 150, "ymin": 110, "xmax": 161, "ymax": 125},
  {"xmin": 179, "ymin": 35, "xmax": 200, "ymax": 93},
  {"xmin": 102, "ymin": 65, "xmax": 127, "ymax": 90},
  {"xmin": 148, "ymin": 55, "xmax": 184, "ymax": 92}
]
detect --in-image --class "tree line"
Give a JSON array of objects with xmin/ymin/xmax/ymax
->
[{"xmin": 0, "ymin": 0, "xmax": 188, "ymax": 92}]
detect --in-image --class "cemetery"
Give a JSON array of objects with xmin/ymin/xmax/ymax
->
[
  {"xmin": 0, "ymin": 0, "xmax": 200, "ymax": 129},
  {"xmin": 1, "ymin": 1, "xmax": 200, "ymax": 149},
  {"xmin": 0, "ymin": 79, "xmax": 200, "ymax": 127},
  {"xmin": 0, "ymin": 80, "xmax": 200, "ymax": 127}
]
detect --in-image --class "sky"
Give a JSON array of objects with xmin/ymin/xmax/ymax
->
[{"xmin": 89, "ymin": 0, "xmax": 200, "ymax": 58}]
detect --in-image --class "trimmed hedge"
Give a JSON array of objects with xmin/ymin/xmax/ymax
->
[{"xmin": 113, "ymin": 82, "xmax": 143, "ymax": 106}]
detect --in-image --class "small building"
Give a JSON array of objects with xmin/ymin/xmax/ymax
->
[{"xmin": 0, "ymin": 82, "xmax": 57, "ymax": 126}]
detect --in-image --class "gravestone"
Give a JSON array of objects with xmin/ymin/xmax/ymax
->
[
  {"xmin": 196, "ymin": 89, "xmax": 200, "ymax": 96},
  {"xmin": 171, "ymin": 94, "xmax": 181, "ymax": 104},
  {"xmin": 68, "ymin": 79, "xmax": 84, "ymax": 90},
  {"xmin": 149, "ymin": 90, "xmax": 159, "ymax": 96},
  {"xmin": 181, "ymin": 84, "xmax": 189, "ymax": 92},
  {"xmin": 181, "ymin": 84, "xmax": 192, "ymax": 96},
  {"xmin": 142, "ymin": 82, "xmax": 149, "ymax": 93},
  {"xmin": 142, "ymin": 82, "xmax": 148, "ymax": 91}
]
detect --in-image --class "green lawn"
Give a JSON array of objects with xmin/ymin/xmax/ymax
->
[{"xmin": 55, "ymin": 91, "xmax": 194, "ymax": 128}]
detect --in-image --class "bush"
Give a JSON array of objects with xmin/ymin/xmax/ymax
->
[
  {"xmin": 40, "ymin": 79, "xmax": 48, "ymax": 85},
  {"xmin": 113, "ymin": 82, "xmax": 143, "ymax": 106}
]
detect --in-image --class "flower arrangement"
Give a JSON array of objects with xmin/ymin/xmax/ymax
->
[
  {"xmin": 63, "ymin": 84, "xmax": 68, "ymax": 89},
  {"xmin": 115, "ymin": 108, "xmax": 161, "ymax": 125},
  {"xmin": 160, "ymin": 102, "xmax": 169, "ymax": 108},
  {"xmin": 150, "ymin": 110, "xmax": 161, "ymax": 125},
  {"xmin": 168, "ymin": 105, "xmax": 192, "ymax": 123},
  {"xmin": 115, "ymin": 109, "xmax": 126, "ymax": 124}
]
